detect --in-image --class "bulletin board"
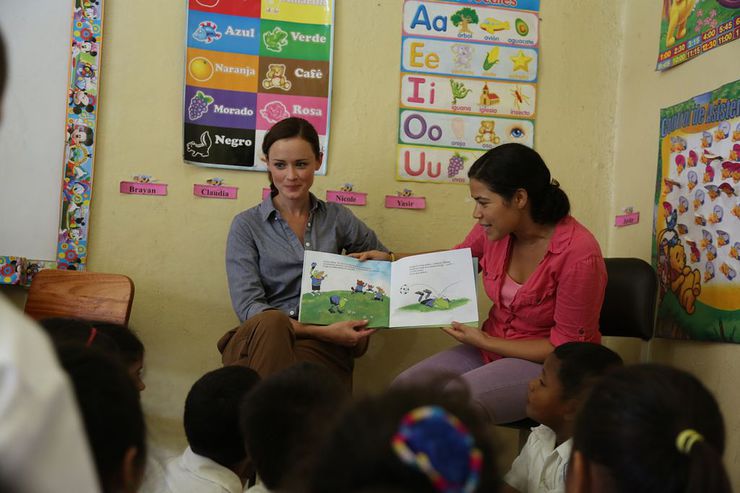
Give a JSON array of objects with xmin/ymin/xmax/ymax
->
[{"xmin": 0, "ymin": 0, "xmax": 103, "ymax": 285}]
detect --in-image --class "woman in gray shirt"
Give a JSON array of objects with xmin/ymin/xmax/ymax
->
[{"xmin": 218, "ymin": 118, "xmax": 388, "ymax": 388}]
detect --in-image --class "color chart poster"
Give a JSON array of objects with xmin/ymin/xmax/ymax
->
[
  {"xmin": 397, "ymin": 0, "xmax": 539, "ymax": 184},
  {"xmin": 184, "ymin": 0, "xmax": 334, "ymax": 173},
  {"xmin": 652, "ymin": 79, "xmax": 740, "ymax": 343},
  {"xmin": 656, "ymin": 0, "xmax": 740, "ymax": 71}
]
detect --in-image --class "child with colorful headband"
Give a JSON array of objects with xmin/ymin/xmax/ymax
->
[
  {"xmin": 503, "ymin": 342, "xmax": 622, "ymax": 493},
  {"xmin": 309, "ymin": 384, "xmax": 498, "ymax": 493},
  {"xmin": 567, "ymin": 364, "xmax": 731, "ymax": 493}
]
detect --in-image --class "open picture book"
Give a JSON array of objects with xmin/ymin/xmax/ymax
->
[{"xmin": 298, "ymin": 249, "xmax": 478, "ymax": 328}]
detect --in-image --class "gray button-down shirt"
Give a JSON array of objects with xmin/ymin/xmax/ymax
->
[{"xmin": 226, "ymin": 194, "xmax": 387, "ymax": 322}]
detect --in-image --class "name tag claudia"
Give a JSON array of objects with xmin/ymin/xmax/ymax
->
[{"xmin": 194, "ymin": 184, "xmax": 238, "ymax": 199}]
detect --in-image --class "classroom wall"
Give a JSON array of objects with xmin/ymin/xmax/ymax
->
[
  {"xmin": 607, "ymin": 2, "xmax": 740, "ymax": 486},
  {"xmin": 2, "ymin": 0, "xmax": 738, "ymax": 485}
]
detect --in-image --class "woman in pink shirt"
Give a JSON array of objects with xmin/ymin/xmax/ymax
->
[{"xmin": 391, "ymin": 143, "xmax": 607, "ymax": 423}]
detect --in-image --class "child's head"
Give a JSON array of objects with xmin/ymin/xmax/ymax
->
[
  {"xmin": 527, "ymin": 342, "xmax": 623, "ymax": 430},
  {"xmin": 39, "ymin": 317, "xmax": 119, "ymax": 354},
  {"xmin": 309, "ymin": 384, "xmax": 498, "ymax": 493},
  {"xmin": 92, "ymin": 322, "xmax": 145, "ymax": 392},
  {"xmin": 184, "ymin": 366, "xmax": 260, "ymax": 470},
  {"xmin": 58, "ymin": 346, "xmax": 146, "ymax": 493},
  {"xmin": 240, "ymin": 362, "xmax": 348, "ymax": 491},
  {"xmin": 568, "ymin": 364, "xmax": 731, "ymax": 493}
]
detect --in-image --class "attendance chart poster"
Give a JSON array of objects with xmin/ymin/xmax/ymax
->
[
  {"xmin": 656, "ymin": 0, "xmax": 740, "ymax": 71},
  {"xmin": 652, "ymin": 79, "xmax": 740, "ymax": 343},
  {"xmin": 397, "ymin": 0, "xmax": 539, "ymax": 184},
  {"xmin": 183, "ymin": 0, "xmax": 334, "ymax": 173}
]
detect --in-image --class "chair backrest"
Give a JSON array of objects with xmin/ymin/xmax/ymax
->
[
  {"xmin": 24, "ymin": 269, "xmax": 134, "ymax": 325},
  {"xmin": 599, "ymin": 258, "xmax": 657, "ymax": 340}
]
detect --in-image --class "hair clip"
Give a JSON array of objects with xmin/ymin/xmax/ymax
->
[
  {"xmin": 675, "ymin": 428, "xmax": 704, "ymax": 454},
  {"xmin": 550, "ymin": 178, "xmax": 560, "ymax": 187},
  {"xmin": 85, "ymin": 327, "xmax": 98, "ymax": 348},
  {"xmin": 391, "ymin": 405, "xmax": 482, "ymax": 493}
]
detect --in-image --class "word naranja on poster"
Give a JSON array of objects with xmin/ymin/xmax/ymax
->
[
  {"xmin": 653, "ymin": 79, "xmax": 740, "ymax": 343},
  {"xmin": 183, "ymin": 0, "xmax": 335, "ymax": 173}
]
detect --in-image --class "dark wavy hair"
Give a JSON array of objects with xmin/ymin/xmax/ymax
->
[
  {"xmin": 573, "ymin": 364, "xmax": 731, "ymax": 493},
  {"xmin": 468, "ymin": 143, "xmax": 569, "ymax": 224},
  {"xmin": 262, "ymin": 117, "xmax": 321, "ymax": 197}
]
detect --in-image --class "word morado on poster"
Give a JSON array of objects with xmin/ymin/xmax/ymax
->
[
  {"xmin": 183, "ymin": 0, "xmax": 335, "ymax": 174},
  {"xmin": 397, "ymin": 0, "xmax": 539, "ymax": 184},
  {"xmin": 656, "ymin": 0, "xmax": 740, "ymax": 71},
  {"xmin": 653, "ymin": 79, "xmax": 740, "ymax": 343}
]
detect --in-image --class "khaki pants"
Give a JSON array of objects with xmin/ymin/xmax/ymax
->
[{"xmin": 217, "ymin": 310, "xmax": 363, "ymax": 390}]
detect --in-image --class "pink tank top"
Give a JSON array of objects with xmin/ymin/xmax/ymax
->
[{"xmin": 500, "ymin": 273, "xmax": 522, "ymax": 308}]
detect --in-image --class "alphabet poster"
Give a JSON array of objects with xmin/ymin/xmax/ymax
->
[
  {"xmin": 656, "ymin": 0, "xmax": 739, "ymax": 71},
  {"xmin": 397, "ymin": 0, "xmax": 539, "ymax": 184},
  {"xmin": 183, "ymin": 0, "xmax": 334, "ymax": 173},
  {"xmin": 653, "ymin": 79, "xmax": 740, "ymax": 343}
]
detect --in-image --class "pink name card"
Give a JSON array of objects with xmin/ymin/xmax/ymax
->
[
  {"xmin": 262, "ymin": 187, "xmax": 271, "ymax": 200},
  {"xmin": 385, "ymin": 195, "xmax": 426, "ymax": 209},
  {"xmin": 326, "ymin": 190, "xmax": 367, "ymax": 206},
  {"xmin": 120, "ymin": 181, "xmax": 168, "ymax": 196},
  {"xmin": 194, "ymin": 184, "xmax": 238, "ymax": 199},
  {"xmin": 615, "ymin": 212, "xmax": 640, "ymax": 227}
]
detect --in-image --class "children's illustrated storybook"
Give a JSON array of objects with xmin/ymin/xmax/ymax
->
[{"xmin": 298, "ymin": 249, "xmax": 478, "ymax": 328}]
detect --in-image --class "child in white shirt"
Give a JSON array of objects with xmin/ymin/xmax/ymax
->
[{"xmin": 503, "ymin": 342, "xmax": 622, "ymax": 493}]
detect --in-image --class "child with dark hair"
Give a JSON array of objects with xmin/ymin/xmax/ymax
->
[
  {"xmin": 158, "ymin": 366, "xmax": 260, "ymax": 493},
  {"xmin": 58, "ymin": 346, "xmax": 147, "ymax": 493},
  {"xmin": 309, "ymin": 383, "xmax": 499, "ymax": 493},
  {"xmin": 241, "ymin": 362, "xmax": 349, "ymax": 493},
  {"xmin": 567, "ymin": 364, "xmax": 731, "ymax": 493},
  {"xmin": 39, "ymin": 317, "xmax": 119, "ymax": 354},
  {"xmin": 503, "ymin": 342, "xmax": 623, "ymax": 493},
  {"xmin": 92, "ymin": 322, "xmax": 146, "ymax": 391}
]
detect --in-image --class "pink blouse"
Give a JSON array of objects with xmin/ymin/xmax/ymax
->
[{"xmin": 456, "ymin": 216, "xmax": 607, "ymax": 363}]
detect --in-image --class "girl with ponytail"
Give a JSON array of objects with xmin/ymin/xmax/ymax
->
[
  {"xmin": 568, "ymin": 364, "xmax": 731, "ymax": 493},
  {"xmin": 390, "ymin": 143, "xmax": 608, "ymax": 424}
]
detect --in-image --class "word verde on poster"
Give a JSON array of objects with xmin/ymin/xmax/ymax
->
[
  {"xmin": 653, "ymin": 79, "xmax": 740, "ymax": 343},
  {"xmin": 397, "ymin": 0, "xmax": 540, "ymax": 184},
  {"xmin": 183, "ymin": 0, "xmax": 335, "ymax": 174},
  {"xmin": 656, "ymin": 0, "xmax": 740, "ymax": 71}
]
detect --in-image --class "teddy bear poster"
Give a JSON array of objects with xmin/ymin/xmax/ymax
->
[{"xmin": 653, "ymin": 79, "xmax": 740, "ymax": 343}]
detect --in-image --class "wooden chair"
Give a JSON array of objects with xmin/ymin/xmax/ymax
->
[
  {"xmin": 500, "ymin": 257, "xmax": 658, "ymax": 445},
  {"xmin": 24, "ymin": 269, "xmax": 135, "ymax": 325}
]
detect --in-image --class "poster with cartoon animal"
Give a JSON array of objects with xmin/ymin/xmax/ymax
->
[
  {"xmin": 657, "ymin": 0, "xmax": 740, "ymax": 70},
  {"xmin": 397, "ymin": 0, "xmax": 540, "ymax": 184},
  {"xmin": 184, "ymin": 1, "xmax": 335, "ymax": 173},
  {"xmin": 298, "ymin": 249, "xmax": 478, "ymax": 328},
  {"xmin": 653, "ymin": 79, "xmax": 740, "ymax": 342}
]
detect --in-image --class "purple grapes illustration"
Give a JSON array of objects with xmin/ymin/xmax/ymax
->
[
  {"xmin": 188, "ymin": 90, "xmax": 214, "ymax": 120},
  {"xmin": 447, "ymin": 152, "xmax": 467, "ymax": 178}
]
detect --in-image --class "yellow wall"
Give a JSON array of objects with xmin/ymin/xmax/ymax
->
[
  {"xmin": 2, "ymin": 0, "xmax": 738, "ymax": 486},
  {"xmin": 608, "ymin": 2, "xmax": 740, "ymax": 486}
]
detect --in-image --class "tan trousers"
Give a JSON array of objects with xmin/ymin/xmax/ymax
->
[{"xmin": 217, "ymin": 310, "xmax": 360, "ymax": 390}]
